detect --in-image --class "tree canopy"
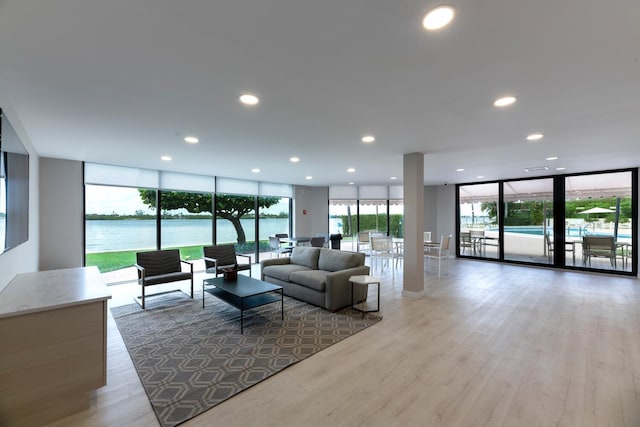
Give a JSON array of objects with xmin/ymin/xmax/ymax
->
[{"xmin": 138, "ymin": 190, "xmax": 283, "ymax": 243}]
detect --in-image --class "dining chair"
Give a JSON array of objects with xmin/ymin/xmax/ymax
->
[
  {"xmin": 423, "ymin": 231, "xmax": 432, "ymax": 243},
  {"xmin": 545, "ymin": 233, "xmax": 576, "ymax": 264},
  {"xmin": 357, "ymin": 231, "xmax": 371, "ymax": 253},
  {"xmin": 370, "ymin": 236, "xmax": 397, "ymax": 278},
  {"xmin": 269, "ymin": 236, "xmax": 293, "ymax": 257},
  {"xmin": 424, "ymin": 234, "xmax": 451, "ymax": 278}
]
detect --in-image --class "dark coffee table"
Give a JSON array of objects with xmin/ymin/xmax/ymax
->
[{"xmin": 202, "ymin": 275, "xmax": 283, "ymax": 333}]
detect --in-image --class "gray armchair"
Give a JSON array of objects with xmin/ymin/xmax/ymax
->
[
  {"xmin": 135, "ymin": 249, "xmax": 194, "ymax": 309},
  {"xmin": 203, "ymin": 244, "xmax": 252, "ymax": 278}
]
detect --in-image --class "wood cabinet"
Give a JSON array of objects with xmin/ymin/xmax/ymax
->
[{"xmin": 0, "ymin": 267, "xmax": 111, "ymax": 426}]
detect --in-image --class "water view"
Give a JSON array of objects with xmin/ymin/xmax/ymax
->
[{"xmin": 86, "ymin": 218, "xmax": 289, "ymax": 252}]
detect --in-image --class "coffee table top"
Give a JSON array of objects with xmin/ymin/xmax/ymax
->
[{"xmin": 204, "ymin": 275, "xmax": 282, "ymax": 298}]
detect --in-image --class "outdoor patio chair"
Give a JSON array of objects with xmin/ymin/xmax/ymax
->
[
  {"xmin": 203, "ymin": 244, "xmax": 252, "ymax": 278},
  {"xmin": 459, "ymin": 231, "xmax": 473, "ymax": 254},
  {"xmin": 582, "ymin": 236, "xmax": 616, "ymax": 268},
  {"xmin": 545, "ymin": 233, "xmax": 576, "ymax": 264}
]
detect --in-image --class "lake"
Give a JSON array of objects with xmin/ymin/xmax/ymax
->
[{"xmin": 85, "ymin": 218, "xmax": 289, "ymax": 252}]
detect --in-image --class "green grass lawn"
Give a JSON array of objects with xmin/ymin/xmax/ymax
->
[{"xmin": 86, "ymin": 242, "xmax": 271, "ymax": 273}]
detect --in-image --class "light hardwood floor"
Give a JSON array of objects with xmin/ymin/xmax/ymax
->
[{"xmin": 45, "ymin": 259, "xmax": 640, "ymax": 427}]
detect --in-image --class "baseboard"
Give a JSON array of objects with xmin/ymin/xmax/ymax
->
[{"xmin": 401, "ymin": 289, "xmax": 426, "ymax": 299}]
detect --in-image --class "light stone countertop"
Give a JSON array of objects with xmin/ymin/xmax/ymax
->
[{"xmin": 0, "ymin": 266, "xmax": 112, "ymax": 318}]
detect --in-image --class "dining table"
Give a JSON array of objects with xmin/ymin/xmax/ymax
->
[{"xmin": 282, "ymin": 236, "xmax": 311, "ymax": 246}]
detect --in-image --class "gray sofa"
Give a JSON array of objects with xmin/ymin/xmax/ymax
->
[{"xmin": 261, "ymin": 246, "xmax": 370, "ymax": 311}]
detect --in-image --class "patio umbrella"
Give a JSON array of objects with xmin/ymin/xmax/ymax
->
[
  {"xmin": 578, "ymin": 207, "xmax": 615, "ymax": 214},
  {"xmin": 578, "ymin": 206, "xmax": 618, "ymax": 239}
]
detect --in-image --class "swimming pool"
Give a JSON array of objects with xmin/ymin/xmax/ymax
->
[{"xmin": 486, "ymin": 226, "xmax": 631, "ymax": 239}]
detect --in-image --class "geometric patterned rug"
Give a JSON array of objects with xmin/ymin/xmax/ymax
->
[{"xmin": 111, "ymin": 293, "xmax": 381, "ymax": 427}]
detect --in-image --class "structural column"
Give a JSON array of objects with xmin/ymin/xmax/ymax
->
[{"xmin": 402, "ymin": 152, "xmax": 425, "ymax": 297}]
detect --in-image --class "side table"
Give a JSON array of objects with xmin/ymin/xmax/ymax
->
[{"xmin": 349, "ymin": 275, "xmax": 381, "ymax": 317}]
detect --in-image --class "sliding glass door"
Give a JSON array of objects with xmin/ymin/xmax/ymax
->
[
  {"xmin": 565, "ymin": 171, "xmax": 634, "ymax": 272},
  {"xmin": 502, "ymin": 179, "xmax": 554, "ymax": 264},
  {"xmin": 456, "ymin": 168, "xmax": 637, "ymax": 275},
  {"xmin": 458, "ymin": 183, "xmax": 500, "ymax": 259}
]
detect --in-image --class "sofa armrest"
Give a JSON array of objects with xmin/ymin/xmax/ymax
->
[
  {"xmin": 324, "ymin": 265, "xmax": 371, "ymax": 311},
  {"xmin": 260, "ymin": 257, "xmax": 291, "ymax": 279}
]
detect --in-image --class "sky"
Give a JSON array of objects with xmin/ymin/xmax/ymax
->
[{"xmin": 85, "ymin": 185, "xmax": 291, "ymax": 216}]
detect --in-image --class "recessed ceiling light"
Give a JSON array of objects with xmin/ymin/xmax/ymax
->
[
  {"xmin": 476, "ymin": 175, "xmax": 485, "ymax": 179},
  {"xmin": 546, "ymin": 156, "xmax": 558, "ymax": 161},
  {"xmin": 239, "ymin": 93, "xmax": 260, "ymax": 105},
  {"xmin": 348, "ymin": 182, "xmax": 355, "ymax": 185},
  {"xmin": 251, "ymin": 168, "xmax": 260, "ymax": 173},
  {"xmin": 524, "ymin": 166, "xmax": 549, "ymax": 172},
  {"xmin": 422, "ymin": 5, "xmax": 456, "ymax": 30},
  {"xmin": 526, "ymin": 133, "xmax": 544, "ymax": 141},
  {"xmin": 347, "ymin": 168, "xmax": 356, "ymax": 173},
  {"xmin": 494, "ymin": 96, "xmax": 517, "ymax": 107},
  {"xmin": 305, "ymin": 176, "xmax": 313, "ymax": 180},
  {"xmin": 362, "ymin": 135, "xmax": 375, "ymax": 143},
  {"xmin": 456, "ymin": 168, "xmax": 465, "ymax": 172},
  {"xmin": 184, "ymin": 136, "xmax": 199, "ymax": 144},
  {"xmin": 390, "ymin": 176, "xmax": 397, "ymax": 180},
  {"xmin": 161, "ymin": 155, "xmax": 172, "ymax": 161},
  {"xmin": 556, "ymin": 167, "xmax": 566, "ymax": 171},
  {"xmin": 289, "ymin": 156, "xmax": 300, "ymax": 163}
]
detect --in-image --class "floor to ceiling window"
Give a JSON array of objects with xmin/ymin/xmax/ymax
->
[
  {"xmin": 358, "ymin": 199, "xmax": 388, "ymax": 234},
  {"xmin": 502, "ymin": 178, "xmax": 554, "ymax": 264},
  {"xmin": 85, "ymin": 164, "xmax": 293, "ymax": 283},
  {"xmin": 458, "ymin": 182, "xmax": 500, "ymax": 259},
  {"xmin": 215, "ymin": 193, "xmax": 256, "ymax": 254},
  {"xmin": 329, "ymin": 200, "xmax": 357, "ymax": 251},
  {"xmin": 158, "ymin": 190, "xmax": 213, "ymax": 261},
  {"xmin": 389, "ymin": 200, "xmax": 404, "ymax": 238},
  {"xmin": 85, "ymin": 184, "xmax": 157, "ymax": 283},
  {"xmin": 456, "ymin": 168, "xmax": 637, "ymax": 275},
  {"xmin": 565, "ymin": 171, "xmax": 634, "ymax": 272},
  {"xmin": 258, "ymin": 196, "xmax": 291, "ymax": 258}
]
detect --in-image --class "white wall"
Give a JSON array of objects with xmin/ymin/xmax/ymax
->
[
  {"xmin": 0, "ymin": 104, "xmax": 40, "ymax": 291},
  {"xmin": 38, "ymin": 157, "xmax": 84, "ymax": 270}
]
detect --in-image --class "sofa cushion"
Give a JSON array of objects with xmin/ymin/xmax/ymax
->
[
  {"xmin": 290, "ymin": 246, "xmax": 321, "ymax": 270},
  {"xmin": 289, "ymin": 270, "xmax": 330, "ymax": 292},
  {"xmin": 318, "ymin": 248, "xmax": 365, "ymax": 272},
  {"xmin": 262, "ymin": 264, "xmax": 311, "ymax": 282}
]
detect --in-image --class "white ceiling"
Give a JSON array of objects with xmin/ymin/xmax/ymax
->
[{"xmin": 1, "ymin": 0, "xmax": 639, "ymax": 187}]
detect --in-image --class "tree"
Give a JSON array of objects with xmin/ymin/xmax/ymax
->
[{"xmin": 138, "ymin": 190, "xmax": 282, "ymax": 244}]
